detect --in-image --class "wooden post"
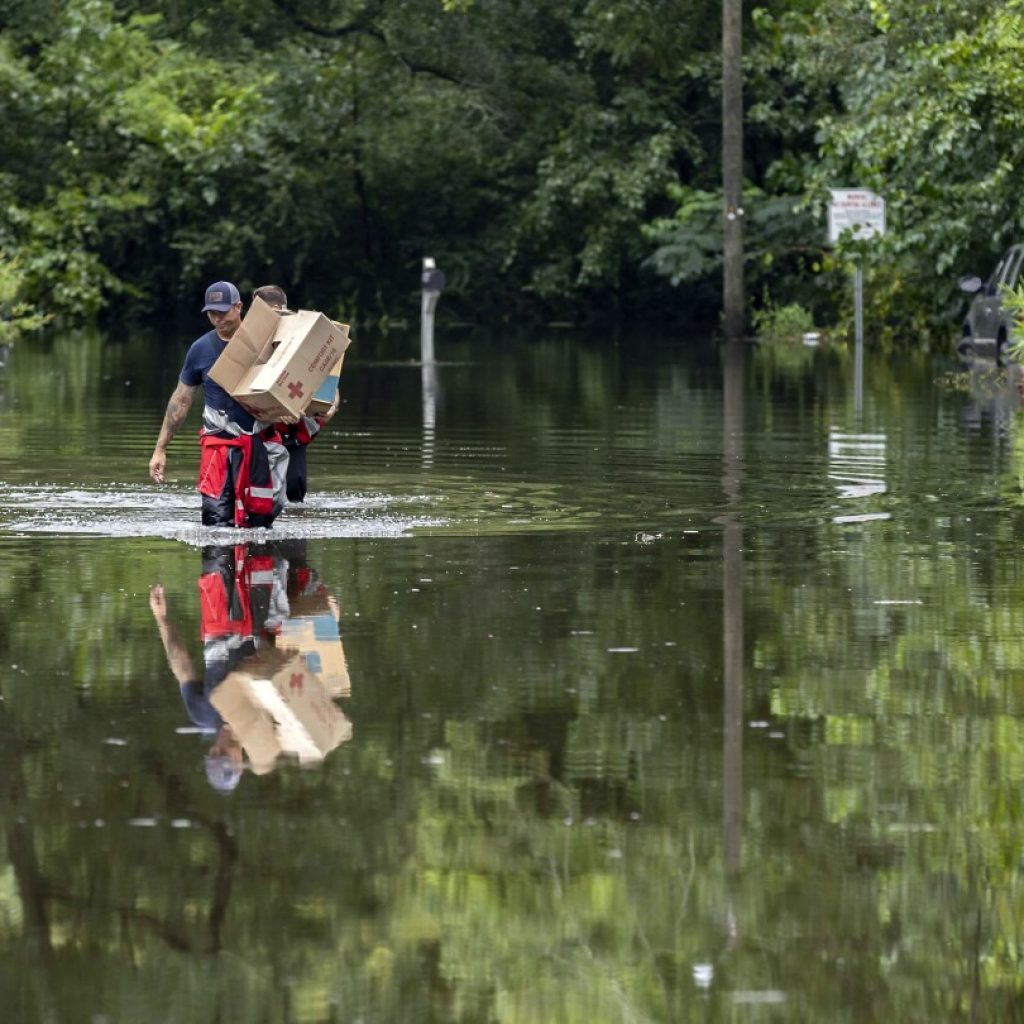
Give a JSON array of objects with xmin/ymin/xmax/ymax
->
[{"xmin": 722, "ymin": 0, "xmax": 744, "ymax": 340}]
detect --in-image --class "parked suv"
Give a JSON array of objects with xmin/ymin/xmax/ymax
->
[{"xmin": 958, "ymin": 243, "xmax": 1024, "ymax": 361}]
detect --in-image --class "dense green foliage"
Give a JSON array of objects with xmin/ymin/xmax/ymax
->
[{"xmin": 1, "ymin": 0, "xmax": 1022, "ymax": 335}]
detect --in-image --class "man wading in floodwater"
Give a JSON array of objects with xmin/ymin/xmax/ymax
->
[
  {"xmin": 148, "ymin": 281, "xmax": 290, "ymax": 527},
  {"xmin": 252, "ymin": 284, "xmax": 340, "ymax": 504}
]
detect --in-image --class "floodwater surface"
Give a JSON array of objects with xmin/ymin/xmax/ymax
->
[{"xmin": 0, "ymin": 327, "xmax": 1022, "ymax": 1022}]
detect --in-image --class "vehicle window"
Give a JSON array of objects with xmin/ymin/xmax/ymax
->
[
  {"xmin": 987, "ymin": 254, "xmax": 1010, "ymax": 294},
  {"xmin": 1001, "ymin": 247, "xmax": 1024, "ymax": 290}
]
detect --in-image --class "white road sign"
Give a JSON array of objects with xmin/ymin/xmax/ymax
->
[{"xmin": 828, "ymin": 189, "xmax": 886, "ymax": 243}]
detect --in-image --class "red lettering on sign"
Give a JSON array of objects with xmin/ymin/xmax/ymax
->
[{"xmin": 289, "ymin": 673, "xmax": 304, "ymax": 692}]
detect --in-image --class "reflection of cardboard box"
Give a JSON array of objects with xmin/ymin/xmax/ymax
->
[
  {"xmin": 278, "ymin": 613, "xmax": 350, "ymax": 697},
  {"xmin": 209, "ymin": 297, "xmax": 351, "ymax": 422},
  {"xmin": 210, "ymin": 651, "xmax": 351, "ymax": 774}
]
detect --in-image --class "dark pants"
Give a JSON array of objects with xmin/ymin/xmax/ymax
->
[{"xmin": 285, "ymin": 443, "xmax": 308, "ymax": 503}]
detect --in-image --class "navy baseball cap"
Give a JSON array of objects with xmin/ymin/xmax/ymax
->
[{"xmin": 202, "ymin": 281, "xmax": 241, "ymax": 312}]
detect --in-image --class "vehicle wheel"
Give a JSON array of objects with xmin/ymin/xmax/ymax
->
[
  {"xmin": 956, "ymin": 331, "xmax": 976, "ymax": 358},
  {"xmin": 997, "ymin": 332, "xmax": 1009, "ymax": 366}
]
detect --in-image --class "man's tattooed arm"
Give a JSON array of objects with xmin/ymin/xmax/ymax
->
[{"xmin": 149, "ymin": 381, "xmax": 197, "ymax": 483}]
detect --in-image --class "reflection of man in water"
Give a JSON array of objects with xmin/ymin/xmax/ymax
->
[
  {"xmin": 150, "ymin": 541, "xmax": 350, "ymax": 790},
  {"xmin": 150, "ymin": 544, "xmax": 287, "ymax": 792}
]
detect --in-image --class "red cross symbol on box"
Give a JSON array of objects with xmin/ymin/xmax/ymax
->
[
  {"xmin": 289, "ymin": 673, "xmax": 304, "ymax": 693},
  {"xmin": 287, "ymin": 381, "xmax": 305, "ymax": 400}
]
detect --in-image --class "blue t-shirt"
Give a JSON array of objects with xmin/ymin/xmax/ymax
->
[{"xmin": 180, "ymin": 328, "xmax": 257, "ymax": 432}]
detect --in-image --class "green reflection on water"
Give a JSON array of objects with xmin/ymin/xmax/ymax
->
[{"xmin": 0, "ymin": 330, "xmax": 1023, "ymax": 1020}]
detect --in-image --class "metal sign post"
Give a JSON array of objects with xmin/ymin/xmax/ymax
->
[
  {"xmin": 828, "ymin": 189, "xmax": 886, "ymax": 416},
  {"xmin": 420, "ymin": 257, "xmax": 446, "ymax": 366},
  {"xmin": 419, "ymin": 257, "xmax": 446, "ymax": 466},
  {"xmin": 854, "ymin": 264, "xmax": 864, "ymax": 412}
]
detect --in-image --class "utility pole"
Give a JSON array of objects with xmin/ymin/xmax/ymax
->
[{"xmin": 721, "ymin": 0, "xmax": 744, "ymax": 340}]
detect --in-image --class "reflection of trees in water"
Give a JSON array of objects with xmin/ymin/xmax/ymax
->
[
  {"xmin": 0, "ymin": 542, "xmax": 364, "ymax": 1020},
  {"xmin": 7, "ymin": 410, "xmax": 1024, "ymax": 1020},
  {"xmin": 1, "ymin": 706, "xmax": 238, "ymax": 974}
]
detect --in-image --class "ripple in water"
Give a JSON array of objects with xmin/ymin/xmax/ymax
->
[{"xmin": 0, "ymin": 483, "xmax": 443, "ymax": 544}]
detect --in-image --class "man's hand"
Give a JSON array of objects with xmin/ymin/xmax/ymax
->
[
  {"xmin": 321, "ymin": 396, "xmax": 339, "ymax": 425},
  {"xmin": 149, "ymin": 584, "xmax": 167, "ymax": 619},
  {"xmin": 149, "ymin": 448, "xmax": 167, "ymax": 483}
]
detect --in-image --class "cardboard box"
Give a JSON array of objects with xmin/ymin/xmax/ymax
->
[
  {"xmin": 209, "ymin": 297, "xmax": 352, "ymax": 422},
  {"xmin": 306, "ymin": 353, "xmax": 345, "ymax": 418},
  {"xmin": 210, "ymin": 650, "xmax": 352, "ymax": 774}
]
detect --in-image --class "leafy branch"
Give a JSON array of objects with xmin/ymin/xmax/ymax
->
[{"xmin": 0, "ymin": 255, "xmax": 53, "ymax": 344}]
